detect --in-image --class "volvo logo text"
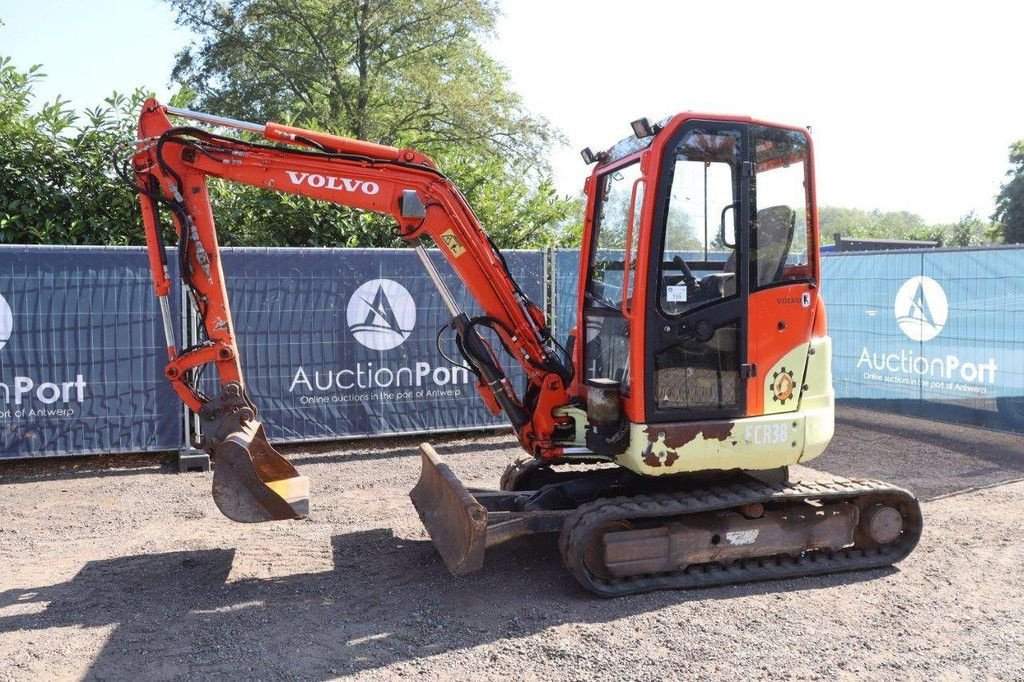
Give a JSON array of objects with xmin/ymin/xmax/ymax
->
[{"xmin": 285, "ymin": 171, "xmax": 380, "ymax": 195}]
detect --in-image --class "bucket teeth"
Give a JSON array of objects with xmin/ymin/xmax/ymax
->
[
  {"xmin": 409, "ymin": 443, "xmax": 488, "ymax": 574},
  {"xmin": 211, "ymin": 421, "xmax": 309, "ymax": 523}
]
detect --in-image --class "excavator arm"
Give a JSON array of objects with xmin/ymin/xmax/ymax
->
[{"xmin": 131, "ymin": 99, "xmax": 572, "ymax": 522}]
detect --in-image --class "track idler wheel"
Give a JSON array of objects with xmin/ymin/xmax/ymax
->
[{"xmin": 856, "ymin": 502, "xmax": 905, "ymax": 547}]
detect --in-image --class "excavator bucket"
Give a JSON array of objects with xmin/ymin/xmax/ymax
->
[
  {"xmin": 410, "ymin": 443, "xmax": 488, "ymax": 574},
  {"xmin": 211, "ymin": 421, "xmax": 310, "ymax": 523}
]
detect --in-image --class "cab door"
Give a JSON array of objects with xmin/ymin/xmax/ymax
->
[
  {"xmin": 642, "ymin": 122, "xmax": 752, "ymax": 423},
  {"xmin": 745, "ymin": 125, "xmax": 818, "ymax": 416}
]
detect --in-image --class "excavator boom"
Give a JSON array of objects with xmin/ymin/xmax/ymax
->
[{"xmin": 132, "ymin": 100, "xmax": 571, "ymax": 523}]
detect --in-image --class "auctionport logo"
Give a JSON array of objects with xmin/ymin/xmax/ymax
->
[
  {"xmin": 0, "ymin": 293, "xmax": 12, "ymax": 351},
  {"xmin": 290, "ymin": 278, "xmax": 469, "ymax": 401},
  {"xmin": 894, "ymin": 276, "xmax": 948, "ymax": 342},
  {"xmin": 0, "ymin": 291, "xmax": 87, "ymax": 411},
  {"xmin": 857, "ymin": 274, "xmax": 996, "ymax": 395},
  {"xmin": 346, "ymin": 279, "xmax": 415, "ymax": 351}
]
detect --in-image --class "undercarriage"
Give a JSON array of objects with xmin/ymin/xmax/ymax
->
[{"xmin": 411, "ymin": 445, "xmax": 922, "ymax": 597}]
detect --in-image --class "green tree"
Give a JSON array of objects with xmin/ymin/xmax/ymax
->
[
  {"xmin": 817, "ymin": 206, "xmax": 1003, "ymax": 247},
  {"xmin": 0, "ymin": 55, "xmax": 155, "ymax": 245},
  {"xmin": 947, "ymin": 211, "xmax": 986, "ymax": 247},
  {"xmin": 167, "ymin": 0, "xmax": 578, "ymax": 248},
  {"xmin": 818, "ymin": 206, "xmax": 930, "ymax": 244},
  {"xmin": 993, "ymin": 140, "xmax": 1024, "ymax": 244}
]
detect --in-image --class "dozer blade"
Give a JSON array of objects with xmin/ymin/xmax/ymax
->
[
  {"xmin": 211, "ymin": 421, "xmax": 310, "ymax": 523},
  {"xmin": 410, "ymin": 443, "xmax": 488, "ymax": 574}
]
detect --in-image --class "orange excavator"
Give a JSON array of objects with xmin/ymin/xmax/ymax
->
[{"xmin": 130, "ymin": 100, "xmax": 921, "ymax": 595}]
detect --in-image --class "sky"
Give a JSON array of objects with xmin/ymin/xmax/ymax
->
[{"xmin": 1, "ymin": 0, "xmax": 1021, "ymax": 224}]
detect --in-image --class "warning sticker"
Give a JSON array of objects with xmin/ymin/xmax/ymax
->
[
  {"xmin": 726, "ymin": 529, "xmax": 759, "ymax": 546},
  {"xmin": 439, "ymin": 229, "xmax": 466, "ymax": 258}
]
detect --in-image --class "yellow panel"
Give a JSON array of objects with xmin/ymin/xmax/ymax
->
[
  {"xmin": 265, "ymin": 475, "xmax": 311, "ymax": 504},
  {"xmin": 763, "ymin": 344, "xmax": 810, "ymax": 415},
  {"xmin": 616, "ymin": 335, "xmax": 835, "ymax": 475}
]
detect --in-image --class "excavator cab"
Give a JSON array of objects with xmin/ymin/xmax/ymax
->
[{"xmin": 575, "ymin": 116, "xmax": 834, "ymax": 477}]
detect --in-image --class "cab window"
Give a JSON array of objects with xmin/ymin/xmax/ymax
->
[
  {"xmin": 751, "ymin": 127, "xmax": 813, "ymax": 288},
  {"xmin": 586, "ymin": 162, "xmax": 643, "ymax": 311},
  {"xmin": 583, "ymin": 161, "xmax": 644, "ymax": 389},
  {"xmin": 657, "ymin": 129, "xmax": 741, "ymax": 316}
]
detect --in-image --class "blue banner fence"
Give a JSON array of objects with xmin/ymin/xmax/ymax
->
[
  {"xmin": 824, "ymin": 247, "xmax": 1024, "ymax": 426},
  {"xmin": 0, "ymin": 246, "xmax": 181, "ymax": 458},
  {"xmin": 0, "ymin": 244, "xmax": 1021, "ymax": 459},
  {"xmin": 197, "ymin": 248, "xmax": 544, "ymax": 444},
  {"xmin": 551, "ymin": 246, "xmax": 1024, "ymax": 426}
]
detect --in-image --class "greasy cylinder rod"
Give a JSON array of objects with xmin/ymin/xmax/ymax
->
[
  {"xmin": 414, "ymin": 244, "xmax": 462, "ymax": 318},
  {"xmin": 158, "ymin": 295, "xmax": 176, "ymax": 357},
  {"xmin": 414, "ymin": 244, "xmax": 529, "ymax": 431}
]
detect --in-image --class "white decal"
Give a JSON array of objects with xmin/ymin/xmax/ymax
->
[
  {"xmin": 346, "ymin": 279, "xmax": 416, "ymax": 351},
  {"xmin": 894, "ymin": 276, "xmax": 948, "ymax": 342},
  {"xmin": 743, "ymin": 423, "xmax": 790, "ymax": 445},
  {"xmin": 726, "ymin": 529, "xmax": 759, "ymax": 545},
  {"xmin": 666, "ymin": 285, "xmax": 687, "ymax": 303},
  {"xmin": 285, "ymin": 171, "xmax": 380, "ymax": 195}
]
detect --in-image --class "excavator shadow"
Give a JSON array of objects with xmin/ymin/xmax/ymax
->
[{"xmin": 0, "ymin": 529, "xmax": 896, "ymax": 679}]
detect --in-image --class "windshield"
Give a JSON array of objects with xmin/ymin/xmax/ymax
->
[
  {"xmin": 582, "ymin": 160, "xmax": 644, "ymax": 389},
  {"xmin": 587, "ymin": 161, "xmax": 644, "ymax": 310},
  {"xmin": 657, "ymin": 129, "xmax": 742, "ymax": 317},
  {"xmin": 751, "ymin": 125, "xmax": 813, "ymax": 288}
]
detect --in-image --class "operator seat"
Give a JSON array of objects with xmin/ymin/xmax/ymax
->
[
  {"xmin": 720, "ymin": 204, "xmax": 796, "ymax": 296},
  {"xmin": 753, "ymin": 204, "xmax": 796, "ymax": 287},
  {"xmin": 707, "ymin": 205, "xmax": 796, "ymax": 353}
]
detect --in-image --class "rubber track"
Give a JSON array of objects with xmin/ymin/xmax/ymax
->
[{"xmin": 558, "ymin": 478, "xmax": 923, "ymax": 597}]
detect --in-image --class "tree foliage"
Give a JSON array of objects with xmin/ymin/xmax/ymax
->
[
  {"xmin": 993, "ymin": 140, "xmax": 1024, "ymax": 244},
  {"xmin": 818, "ymin": 206, "xmax": 995, "ymax": 247},
  {"xmin": 166, "ymin": 0, "xmax": 579, "ymax": 248},
  {"xmin": 0, "ymin": 56, "xmax": 151, "ymax": 245}
]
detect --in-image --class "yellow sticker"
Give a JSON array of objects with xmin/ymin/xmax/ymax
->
[{"xmin": 440, "ymin": 229, "xmax": 466, "ymax": 258}]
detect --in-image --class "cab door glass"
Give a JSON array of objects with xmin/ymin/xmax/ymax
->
[
  {"xmin": 587, "ymin": 162, "xmax": 644, "ymax": 310},
  {"xmin": 751, "ymin": 127, "xmax": 813, "ymax": 288},
  {"xmin": 652, "ymin": 127, "xmax": 745, "ymax": 413},
  {"xmin": 584, "ymin": 161, "xmax": 643, "ymax": 389},
  {"xmin": 658, "ymin": 130, "xmax": 741, "ymax": 316}
]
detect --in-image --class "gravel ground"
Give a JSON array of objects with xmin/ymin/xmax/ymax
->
[{"xmin": 1, "ymin": 405, "xmax": 1023, "ymax": 680}]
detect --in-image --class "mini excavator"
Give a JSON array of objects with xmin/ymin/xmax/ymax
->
[{"xmin": 130, "ymin": 101, "xmax": 921, "ymax": 596}]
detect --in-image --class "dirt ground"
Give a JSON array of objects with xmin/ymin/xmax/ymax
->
[{"xmin": 1, "ymin": 405, "xmax": 1023, "ymax": 681}]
